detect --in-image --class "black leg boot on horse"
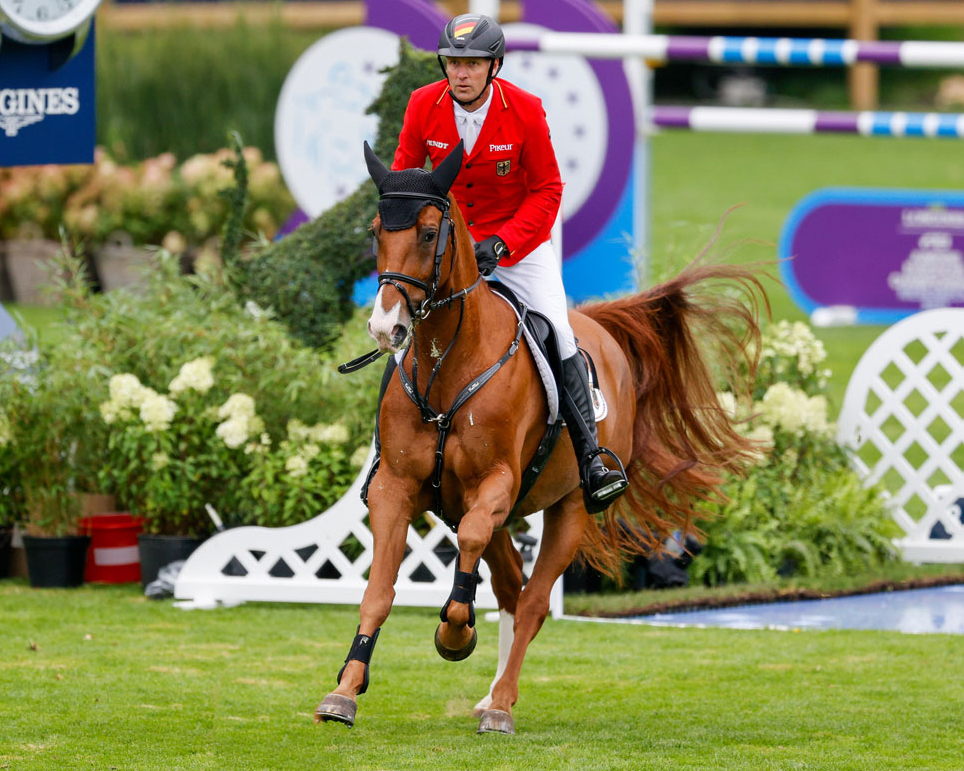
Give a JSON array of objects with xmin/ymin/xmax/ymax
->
[
  {"xmin": 314, "ymin": 626, "xmax": 381, "ymax": 726},
  {"xmin": 559, "ymin": 354, "xmax": 628, "ymax": 514},
  {"xmin": 435, "ymin": 559, "xmax": 481, "ymax": 661}
]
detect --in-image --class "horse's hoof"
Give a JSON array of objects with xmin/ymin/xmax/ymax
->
[
  {"xmin": 477, "ymin": 708, "xmax": 515, "ymax": 735},
  {"xmin": 434, "ymin": 623, "xmax": 477, "ymax": 661},
  {"xmin": 472, "ymin": 695, "xmax": 492, "ymax": 718},
  {"xmin": 314, "ymin": 693, "xmax": 357, "ymax": 727}
]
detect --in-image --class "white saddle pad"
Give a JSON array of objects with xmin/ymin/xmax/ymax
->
[{"xmin": 492, "ymin": 293, "xmax": 609, "ymax": 425}]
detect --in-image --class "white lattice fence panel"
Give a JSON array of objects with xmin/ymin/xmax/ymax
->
[
  {"xmin": 837, "ymin": 309, "xmax": 964, "ymax": 562},
  {"xmin": 174, "ymin": 443, "xmax": 563, "ymax": 614}
]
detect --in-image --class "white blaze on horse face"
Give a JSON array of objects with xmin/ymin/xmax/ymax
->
[{"xmin": 367, "ymin": 286, "xmax": 412, "ymax": 352}]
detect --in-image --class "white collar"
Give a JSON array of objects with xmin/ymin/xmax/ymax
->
[{"xmin": 453, "ymin": 86, "xmax": 493, "ymax": 125}]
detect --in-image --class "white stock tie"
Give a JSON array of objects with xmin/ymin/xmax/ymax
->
[{"xmin": 456, "ymin": 113, "xmax": 485, "ymax": 155}]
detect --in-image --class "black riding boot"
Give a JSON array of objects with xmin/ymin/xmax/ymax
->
[
  {"xmin": 559, "ymin": 353, "xmax": 628, "ymax": 514},
  {"xmin": 360, "ymin": 356, "xmax": 398, "ymax": 506}
]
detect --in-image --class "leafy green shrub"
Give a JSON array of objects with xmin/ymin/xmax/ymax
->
[
  {"xmin": 96, "ymin": 360, "xmax": 251, "ymax": 536},
  {"xmin": 0, "ymin": 267, "xmax": 108, "ymax": 535},
  {"xmin": 96, "ymin": 357, "xmax": 369, "ymax": 535},
  {"xmin": 691, "ymin": 321, "xmax": 898, "ymax": 585},
  {"xmin": 229, "ymin": 40, "xmax": 439, "ymax": 351},
  {"xmin": 2, "ymin": 242, "xmax": 382, "ymax": 535},
  {"xmin": 239, "ymin": 420, "xmax": 367, "ymax": 529}
]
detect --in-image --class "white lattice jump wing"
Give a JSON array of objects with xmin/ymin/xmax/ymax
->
[
  {"xmin": 174, "ymin": 442, "xmax": 564, "ymax": 614},
  {"xmin": 837, "ymin": 308, "xmax": 964, "ymax": 562}
]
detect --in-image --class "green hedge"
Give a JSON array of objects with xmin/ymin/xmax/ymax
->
[{"xmin": 228, "ymin": 41, "xmax": 439, "ymax": 351}]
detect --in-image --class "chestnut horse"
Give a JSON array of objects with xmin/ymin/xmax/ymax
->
[{"xmin": 315, "ymin": 142, "xmax": 766, "ymax": 734}]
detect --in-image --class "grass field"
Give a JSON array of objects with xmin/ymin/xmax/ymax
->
[{"xmin": 2, "ymin": 581, "xmax": 963, "ymax": 771}]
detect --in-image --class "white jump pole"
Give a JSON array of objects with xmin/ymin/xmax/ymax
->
[
  {"xmin": 469, "ymin": 0, "xmax": 500, "ymax": 20},
  {"xmin": 505, "ymin": 32, "xmax": 964, "ymax": 68},
  {"xmin": 623, "ymin": 0, "xmax": 651, "ymax": 288}
]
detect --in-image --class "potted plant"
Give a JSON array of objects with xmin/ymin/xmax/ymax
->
[
  {"xmin": 96, "ymin": 356, "xmax": 259, "ymax": 586},
  {"xmin": 0, "ymin": 400, "xmax": 16, "ymax": 578},
  {"xmin": 0, "ymin": 337, "xmax": 105, "ymax": 587}
]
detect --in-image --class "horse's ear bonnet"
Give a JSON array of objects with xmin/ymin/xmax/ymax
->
[{"xmin": 365, "ymin": 141, "xmax": 464, "ymax": 231}]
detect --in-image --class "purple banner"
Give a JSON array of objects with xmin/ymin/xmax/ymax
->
[{"xmin": 779, "ymin": 188, "xmax": 964, "ymax": 324}]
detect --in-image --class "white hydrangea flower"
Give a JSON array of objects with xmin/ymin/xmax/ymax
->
[
  {"xmin": 301, "ymin": 443, "xmax": 321, "ymax": 460},
  {"xmin": 758, "ymin": 382, "xmax": 808, "ymax": 434},
  {"xmin": 151, "ymin": 452, "xmax": 170, "ymax": 470},
  {"xmin": 109, "ymin": 373, "xmax": 149, "ymax": 408},
  {"xmin": 169, "ymin": 356, "xmax": 215, "ymax": 395},
  {"xmin": 99, "ymin": 400, "xmax": 120, "ymax": 424},
  {"xmin": 746, "ymin": 424, "xmax": 775, "ymax": 446},
  {"xmin": 216, "ymin": 415, "xmax": 250, "ymax": 449},
  {"xmin": 745, "ymin": 424, "xmax": 775, "ymax": 464},
  {"xmin": 311, "ymin": 423, "xmax": 349, "ymax": 445},
  {"xmin": 802, "ymin": 394, "xmax": 832, "ymax": 435},
  {"xmin": 763, "ymin": 320, "xmax": 827, "ymax": 377},
  {"xmin": 140, "ymin": 391, "xmax": 178, "ymax": 432},
  {"xmin": 285, "ymin": 454, "xmax": 309, "ymax": 477},
  {"xmin": 716, "ymin": 391, "xmax": 737, "ymax": 420},
  {"xmin": 350, "ymin": 444, "xmax": 370, "ymax": 468},
  {"xmin": 218, "ymin": 393, "xmax": 256, "ymax": 421},
  {"xmin": 287, "ymin": 419, "xmax": 311, "ymax": 443}
]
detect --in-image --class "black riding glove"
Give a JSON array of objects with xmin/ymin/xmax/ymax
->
[{"xmin": 474, "ymin": 235, "xmax": 508, "ymax": 276}]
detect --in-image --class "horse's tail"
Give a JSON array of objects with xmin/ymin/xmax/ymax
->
[{"xmin": 577, "ymin": 260, "xmax": 770, "ymax": 578}]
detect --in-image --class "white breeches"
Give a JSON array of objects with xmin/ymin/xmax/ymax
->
[{"xmin": 489, "ymin": 240, "xmax": 578, "ymax": 359}]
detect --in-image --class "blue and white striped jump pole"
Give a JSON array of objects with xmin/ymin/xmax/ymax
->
[
  {"xmin": 653, "ymin": 107, "xmax": 964, "ymax": 139},
  {"xmin": 506, "ymin": 32, "xmax": 964, "ymax": 69}
]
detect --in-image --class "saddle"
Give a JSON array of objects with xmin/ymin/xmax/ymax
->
[{"xmin": 488, "ymin": 281, "xmax": 608, "ymax": 423}]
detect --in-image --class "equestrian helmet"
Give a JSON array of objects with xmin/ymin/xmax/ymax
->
[{"xmin": 438, "ymin": 14, "xmax": 505, "ymax": 62}]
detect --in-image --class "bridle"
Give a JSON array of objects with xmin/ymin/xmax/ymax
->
[
  {"xmin": 373, "ymin": 191, "xmax": 483, "ymax": 323},
  {"xmin": 338, "ymin": 191, "xmax": 483, "ymax": 374}
]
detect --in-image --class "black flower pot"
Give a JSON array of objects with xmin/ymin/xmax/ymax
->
[
  {"xmin": 0, "ymin": 528, "xmax": 12, "ymax": 579},
  {"xmin": 22, "ymin": 535, "xmax": 91, "ymax": 588},
  {"xmin": 137, "ymin": 534, "xmax": 204, "ymax": 589}
]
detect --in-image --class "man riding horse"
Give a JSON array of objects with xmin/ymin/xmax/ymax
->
[
  {"xmin": 376, "ymin": 12, "xmax": 628, "ymax": 512},
  {"xmin": 314, "ymin": 12, "xmax": 767, "ymax": 735}
]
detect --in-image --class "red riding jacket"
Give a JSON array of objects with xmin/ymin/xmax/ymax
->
[{"xmin": 392, "ymin": 78, "xmax": 563, "ymax": 266}]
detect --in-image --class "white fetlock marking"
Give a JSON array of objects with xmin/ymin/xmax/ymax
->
[{"xmin": 474, "ymin": 609, "xmax": 514, "ymax": 714}]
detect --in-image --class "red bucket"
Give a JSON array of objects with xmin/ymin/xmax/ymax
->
[{"xmin": 80, "ymin": 514, "xmax": 145, "ymax": 584}]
